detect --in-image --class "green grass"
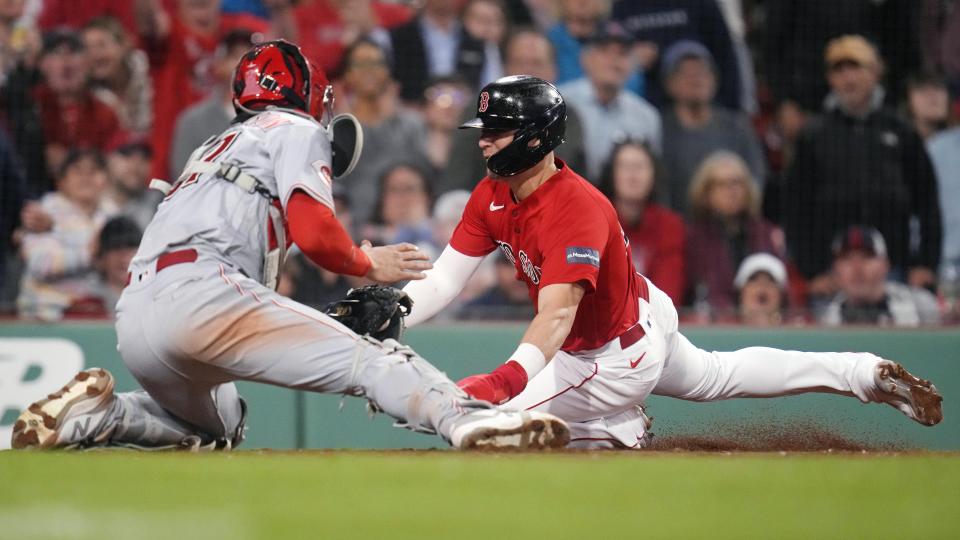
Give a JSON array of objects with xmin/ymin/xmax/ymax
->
[{"xmin": 1, "ymin": 451, "xmax": 958, "ymax": 540}]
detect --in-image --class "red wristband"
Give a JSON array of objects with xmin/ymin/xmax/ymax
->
[{"xmin": 491, "ymin": 360, "xmax": 529, "ymax": 401}]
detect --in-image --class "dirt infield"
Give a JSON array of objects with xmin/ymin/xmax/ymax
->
[{"xmin": 647, "ymin": 422, "xmax": 900, "ymax": 452}]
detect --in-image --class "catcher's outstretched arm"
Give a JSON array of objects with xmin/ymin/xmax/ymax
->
[
  {"xmin": 402, "ymin": 245, "xmax": 484, "ymax": 327},
  {"xmin": 288, "ymin": 190, "xmax": 372, "ymax": 276}
]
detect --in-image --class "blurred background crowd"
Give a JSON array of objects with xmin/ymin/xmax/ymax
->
[{"xmin": 0, "ymin": 0, "xmax": 958, "ymax": 327}]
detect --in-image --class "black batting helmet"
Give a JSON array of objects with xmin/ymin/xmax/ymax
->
[{"xmin": 460, "ymin": 75, "xmax": 566, "ymax": 177}]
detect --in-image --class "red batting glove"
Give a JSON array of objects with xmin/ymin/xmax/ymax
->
[
  {"xmin": 457, "ymin": 373, "xmax": 510, "ymax": 404},
  {"xmin": 457, "ymin": 361, "xmax": 528, "ymax": 405}
]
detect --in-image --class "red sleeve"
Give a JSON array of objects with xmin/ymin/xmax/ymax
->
[
  {"xmin": 38, "ymin": 0, "xmax": 66, "ymax": 30},
  {"xmin": 538, "ymin": 195, "xmax": 608, "ymax": 292},
  {"xmin": 646, "ymin": 209, "xmax": 687, "ymax": 306},
  {"xmin": 287, "ymin": 190, "xmax": 371, "ymax": 277},
  {"xmin": 449, "ymin": 183, "xmax": 497, "ymax": 256},
  {"xmin": 92, "ymin": 101, "xmax": 121, "ymax": 151},
  {"xmin": 142, "ymin": 10, "xmax": 184, "ymax": 66}
]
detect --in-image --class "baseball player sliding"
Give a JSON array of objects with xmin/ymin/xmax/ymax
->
[
  {"xmin": 11, "ymin": 42, "xmax": 569, "ymax": 451},
  {"xmin": 402, "ymin": 75, "xmax": 944, "ymax": 448}
]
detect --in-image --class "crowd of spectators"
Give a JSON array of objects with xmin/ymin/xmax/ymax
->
[{"xmin": 0, "ymin": 0, "xmax": 958, "ymax": 328}]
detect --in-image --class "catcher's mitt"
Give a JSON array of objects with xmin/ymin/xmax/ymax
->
[{"xmin": 323, "ymin": 285, "xmax": 413, "ymax": 341}]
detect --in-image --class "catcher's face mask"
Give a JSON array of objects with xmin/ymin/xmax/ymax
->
[{"xmin": 329, "ymin": 113, "xmax": 363, "ymax": 179}]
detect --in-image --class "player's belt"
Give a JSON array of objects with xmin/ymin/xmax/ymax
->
[
  {"xmin": 618, "ymin": 322, "xmax": 646, "ymax": 349},
  {"xmin": 125, "ymin": 249, "xmax": 199, "ymax": 286},
  {"xmin": 156, "ymin": 249, "xmax": 199, "ymax": 271}
]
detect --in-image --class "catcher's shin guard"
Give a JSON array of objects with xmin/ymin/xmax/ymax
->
[
  {"xmin": 352, "ymin": 337, "xmax": 471, "ymax": 439},
  {"xmin": 111, "ymin": 395, "xmax": 248, "ymax": 452}
]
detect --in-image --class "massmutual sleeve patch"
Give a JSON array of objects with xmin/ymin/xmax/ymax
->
[{"xmin": 565, "ymin": 246, "xmax": 601, "ymax": 267}]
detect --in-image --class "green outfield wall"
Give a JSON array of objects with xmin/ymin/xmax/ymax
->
[{"xmin": 1, "ymin": 323, "xmax": 957, "ymax": 450}]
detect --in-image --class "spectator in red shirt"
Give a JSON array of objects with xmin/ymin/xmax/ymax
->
[
  {"xmin": 685, "ymin": 151, "xmax": 786, "ymax": 320},
  {"xmin": 33, "ymin": 30, "xmax": 121, "ymax": 177},
  {"xmin": 134, "ymin": 0, "xmax": 269, "ymax": 182},
  {"xmin": 597, "ymin": 140, "xmax": 686, "ymax": 306},
  {"xmin": 274, "ymin": 0, "xmax": 412, "ymax": 74},
  {"xmin": 39, "ymin": 0, "xmax": 137, "ymax": 37}
]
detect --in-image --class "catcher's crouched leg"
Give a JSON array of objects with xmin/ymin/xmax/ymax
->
[
  {"xmin": 348, "ymin": 337, "xmax": 479, "ymax": 442},
  {"xmin": 107, "ymin": 392, "xmax": 248, "ymax": 451}
]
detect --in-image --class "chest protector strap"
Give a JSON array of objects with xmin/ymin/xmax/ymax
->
[
  {"xmin": 150, "ymin": 161, "xmax": 287, "ymax": 291},
  {"xmin": 263, "ymin": 201, "xmax": 287, "ymax": 291}
]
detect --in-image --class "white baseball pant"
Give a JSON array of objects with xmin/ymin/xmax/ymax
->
[
  {"xmin": 503, "ymin": 278, "xmax": 883, "ymax": 448},
  {"xmin": 103, "ymin": 253, "xmax": 475, "ymax": 448}
]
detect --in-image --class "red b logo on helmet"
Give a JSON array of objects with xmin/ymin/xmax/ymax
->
[{"xmin": 478, "ymin": 91, "xmax": 490, "ymax": 113}]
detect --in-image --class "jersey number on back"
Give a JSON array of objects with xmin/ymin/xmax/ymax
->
[{"xmin": 165, "ymin": 132, "xmax": 240, "ymax": 200}]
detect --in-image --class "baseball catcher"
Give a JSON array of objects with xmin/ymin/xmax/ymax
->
[{"xmin": 11, "ymin": 42, "xmax": 569, "ymax": 451}]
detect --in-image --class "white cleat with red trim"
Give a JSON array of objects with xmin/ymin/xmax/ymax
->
[{"xmin": 449, "ymin": 408, "xmax": 570, "ymax": 450}]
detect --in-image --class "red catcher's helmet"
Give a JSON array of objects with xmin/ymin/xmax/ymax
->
[{"xmin": 232, "ymin": 40, "xmax": 332, "ymax": 124}]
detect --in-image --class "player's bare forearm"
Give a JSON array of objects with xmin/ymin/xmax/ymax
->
[
  {"xmin": 520, "ymin": 283, "xmax": 586, "ymax": 365},
  {"xmin": 457, "ymin": 282, "xmax": 585, "ymax": 403}
]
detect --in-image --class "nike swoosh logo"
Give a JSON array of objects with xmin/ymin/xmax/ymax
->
[
  {"xmin": 489, "ymin": 202, "xmax": 505, "ymax": 211},
  {"xmin": 629, "ymin": 352, "xmax": 647, "ymax": 369}
]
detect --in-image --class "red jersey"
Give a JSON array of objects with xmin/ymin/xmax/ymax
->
[
  {"xmin": 621, "ymin": 203, "xmax": 686, "ymax": 306},
  {"xmin": 294, "ymin": 1, "xmax": 412, "ymax": 73},
  {"xmin": 39, "ymin": 0, "xmax": 137, "ymax": 35},
  {"xmin": 33, "ymin": 86, "xmax": 120, "ymax": 152},
  {"xmin": 451, "ymin": 160, "xmax": 643, "ymax": 352},
  {"xmin": 145, "ymin": 13, "xmax": 270, "ymax": 182}
]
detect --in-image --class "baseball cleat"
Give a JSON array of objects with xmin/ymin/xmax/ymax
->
[
  {"xmin": 874, "ymin": 361, "xmax": 943, "ymax": 426},
  {"xmin": 11, "ymin": 368, "xmax": 117, "ymax": 449},
  {"xmin": 449, "ymin": 409, "xmax": 570, "ymax": 450},
  {"xmin": 637, "ymin": 403, "xmax": 655, "ymax": 447}
]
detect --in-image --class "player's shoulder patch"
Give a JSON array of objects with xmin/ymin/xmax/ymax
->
[
  {"xmin": 566, "ymin": 246, "xmax": 600, "ymax": 267},
  {"xmin": 311, "ymin": 160, "xmax": 333, "ymax": 186}
]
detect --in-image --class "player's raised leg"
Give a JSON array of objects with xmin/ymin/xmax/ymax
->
[{"xmin": 645, "ymin": 278, "xmax": 943, "ymax": 425}]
